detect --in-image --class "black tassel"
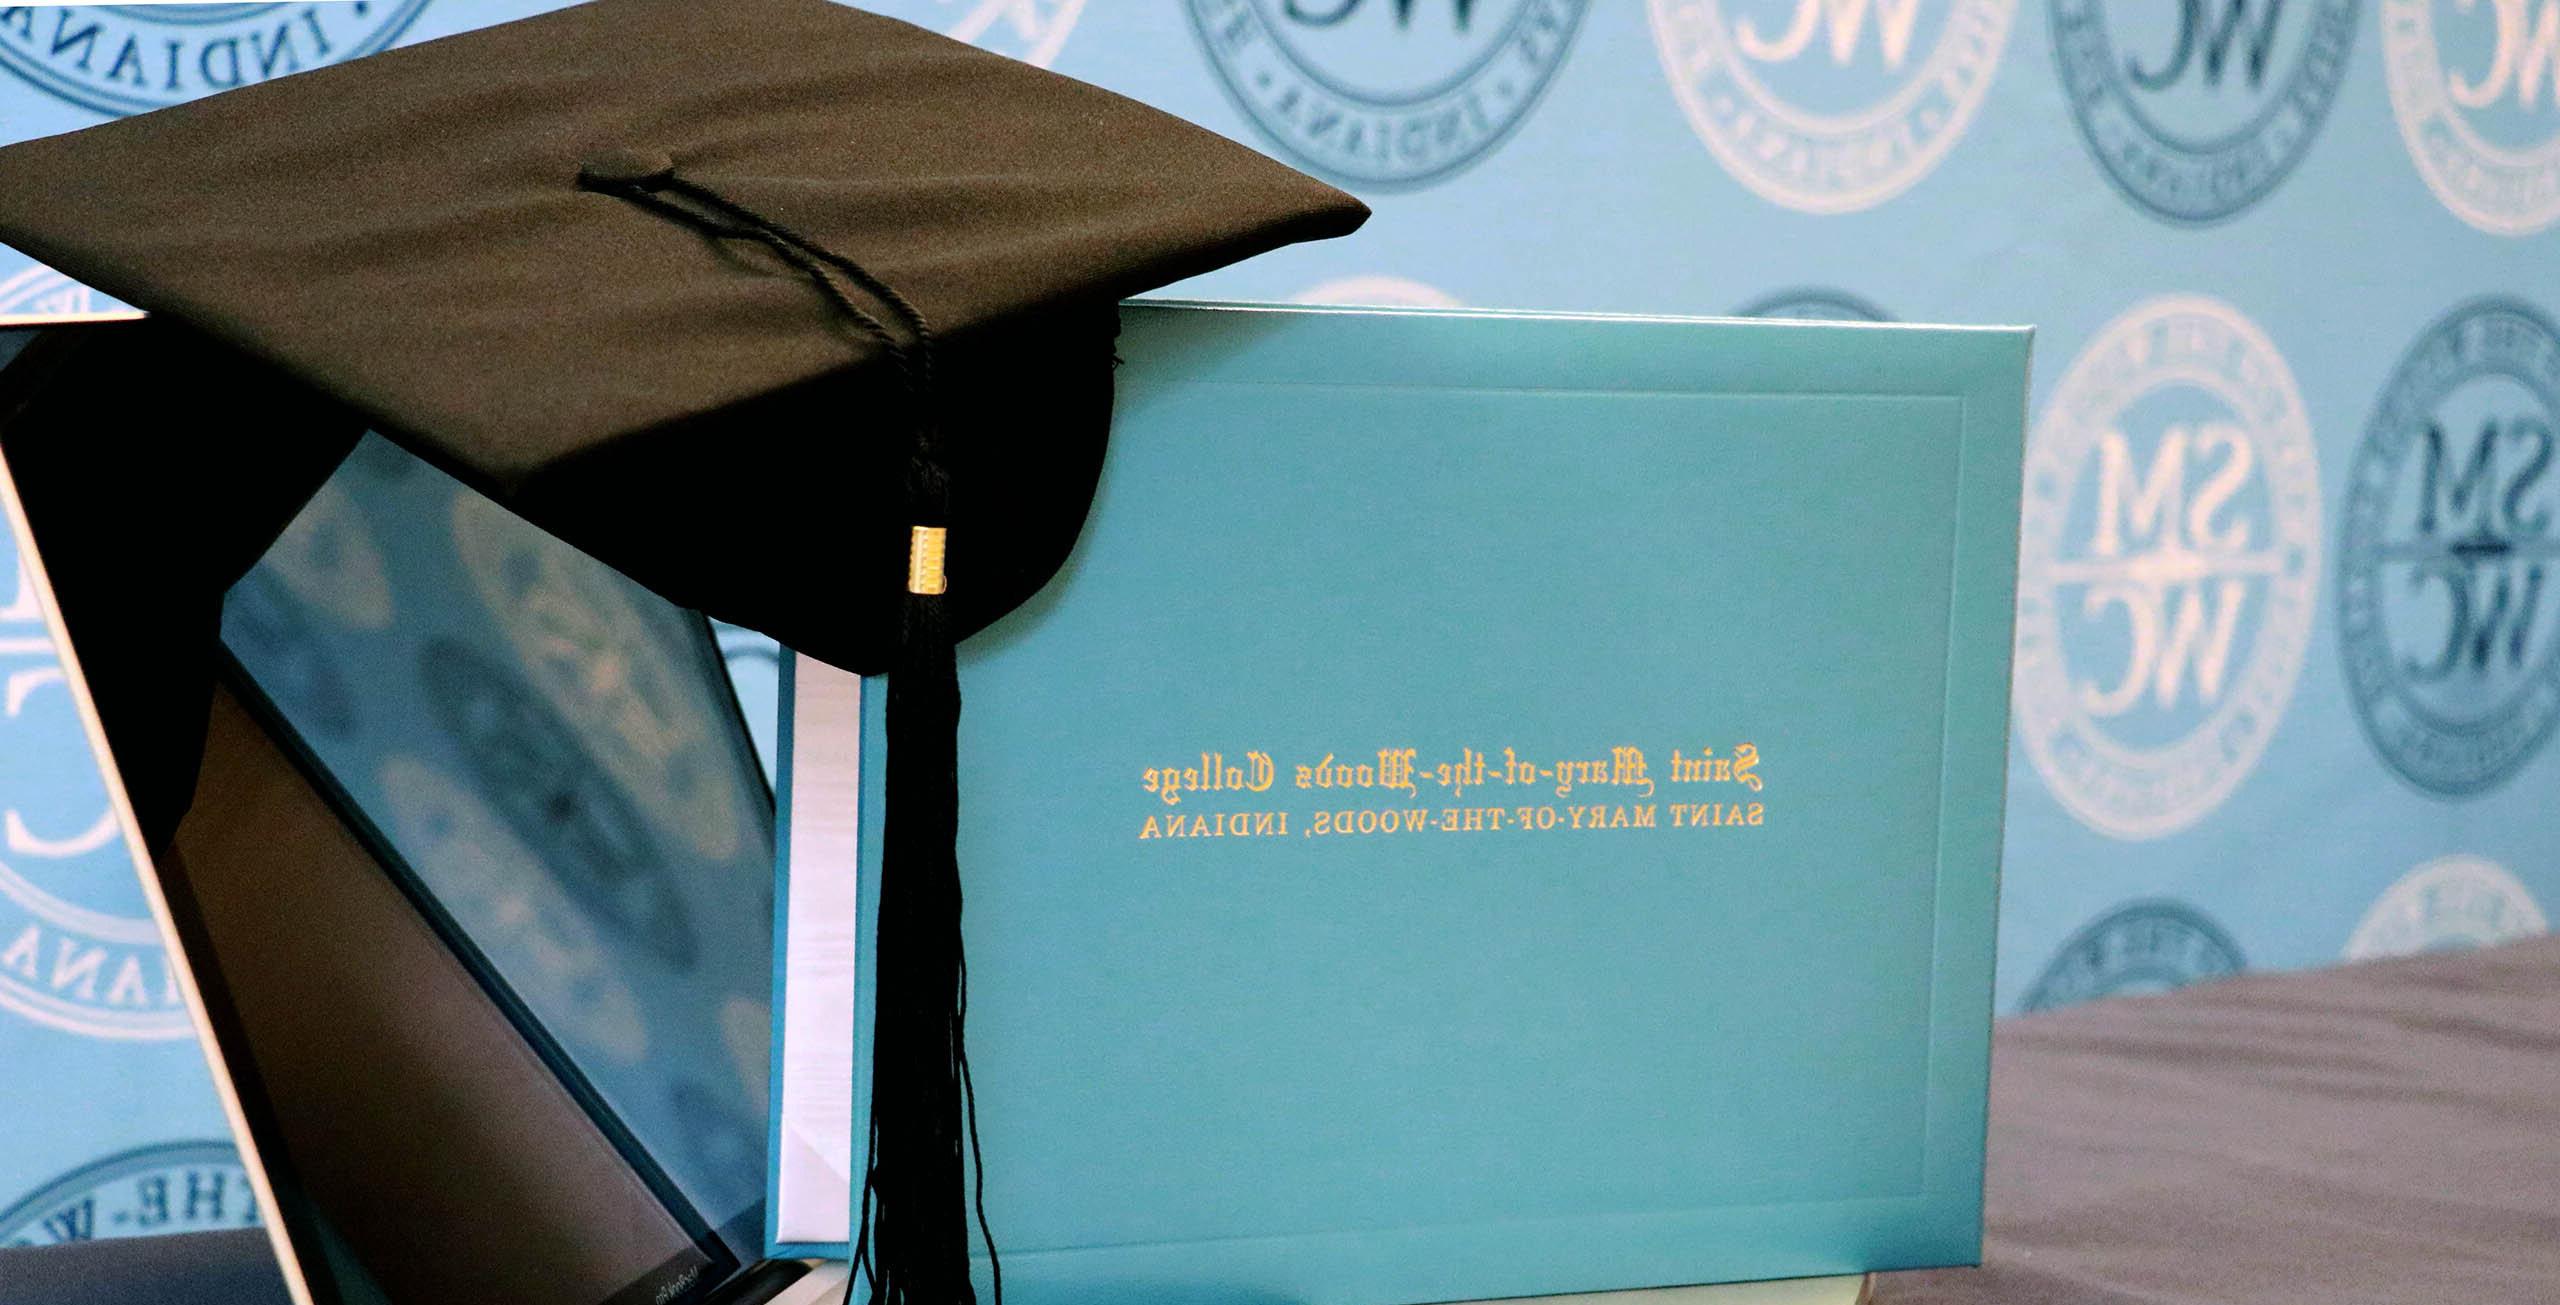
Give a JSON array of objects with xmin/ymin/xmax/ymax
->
[{"xmin": 856, "ymin": 579, "xmax": 982, "ymax": 1305}]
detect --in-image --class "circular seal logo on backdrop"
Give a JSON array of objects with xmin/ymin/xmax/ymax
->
[
  {"xmin": 377, "ymin": 754, "xmax": 650, "ymax": 1064},
  {"xmin": 2344, "ymin": 853, "xmax": 2548, "ymax": 958},
  {"xmin": 2020, "ymin": 898, "xmax": 2247, "ymax": 1010},
  {"xmin": 0, "ymin": 1142, "xmax": 256, "ymax": 1246},
  {"xmin": 2382, "ymin": 0, "xmax": 2560, "ymax": 235},
  {"xmin": 453, "ymin": 493, "xmax": 747, "ymax": 865},
  {"xmin": 418, "ymin": 639, "xmax": 697, "ymax": 972},
  {"xmin": 0, "ymin": 3, "xmax": 431, "ymax": 118},
  {"xmin": 0, "ymin": 268, "xmax": 95, "ymax": 317},
  {"xmin": 1290, "ymin": 275, "xmax": 1465, "ymax": 307},
  {"xmin": 0, "ymin": 561, "xmax": 186, "ymax": 1040},
  {"xmin": 2340, "ymin": 297, "xmax": 2560, "ymax": 795},
  {"xmin": 2016, "ymin": 295, "xmax": 2323, "ymax": 840},
  {"xmin": 1735, "ymin": 287, "xmax": 1895, "ymax": 320},
  {"xmin": 1649, "ymin": 0, "xmax": 2019, "ymax": 214},
  {"xmin": 1189, "ymin": 0, "xmax": 1588, "ymax": 188},
  {"xmin": 2052, "ymin": 0, "xmax": 2360, "ymax": 224}
]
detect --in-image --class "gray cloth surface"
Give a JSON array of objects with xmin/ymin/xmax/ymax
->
[{"xmin": 1879, "ymin": 936, "xmax": 2560, "ymax": 1304}]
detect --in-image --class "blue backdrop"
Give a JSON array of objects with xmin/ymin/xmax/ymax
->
[{"xmin": 0, "ymin": 0, "xmax": 2553, "ymax": 1252}]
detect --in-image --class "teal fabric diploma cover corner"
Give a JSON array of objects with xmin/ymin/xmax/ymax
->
[{"xmin": 771, "ymin": 302, "xmax": 2031, "ymax": 1304}]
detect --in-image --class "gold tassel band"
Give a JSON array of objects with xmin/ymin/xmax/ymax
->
[{"xmin": 908, "ymin": 525, "xmax": 948, "ymax": 596}]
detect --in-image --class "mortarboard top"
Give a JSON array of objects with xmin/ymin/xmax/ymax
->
[
  {"xmin": 0, "ymin": 0, "xmax": 1367, "ymax": 673},
  {"xmin": 0, "ymin": 3, "xmax": 1367, "ymax": 1302}
]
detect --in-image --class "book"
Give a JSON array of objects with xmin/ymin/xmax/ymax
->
[{"xmin": 771, "ymin": 301, "xmax": 2029, "ymax": 1303}]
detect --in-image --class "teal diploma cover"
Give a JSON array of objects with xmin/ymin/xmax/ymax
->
[{"xmin": 772, "ymin": 302, "xmax": 2031, "ymax": 1303}]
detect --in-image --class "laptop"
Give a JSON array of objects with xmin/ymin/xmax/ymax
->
[{"xmin": 0, "ymin": 312, "xmax": 841, "ymax": 1305}]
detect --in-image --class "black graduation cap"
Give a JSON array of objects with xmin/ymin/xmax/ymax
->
[{"xmin": 0, "ymin": 1, "xmax": 1367, "ymax": 1300}]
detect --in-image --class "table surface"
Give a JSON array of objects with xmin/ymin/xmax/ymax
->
[{"xmin": 769, "ymin": 1265, "xmax": 1870, "ymax": 1305}]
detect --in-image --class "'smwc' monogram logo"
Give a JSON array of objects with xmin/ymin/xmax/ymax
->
[
  {"xmin": 2342, "ymin": 297, "xmax": 2560, "ymax": 795},
  {"xmin": 2069, "ymin": 423, "xmax": 2267, "ymax": 718},
  {"xmin": 2016, "ymin": 296, "xmax": 2323, "ymax": 840}
]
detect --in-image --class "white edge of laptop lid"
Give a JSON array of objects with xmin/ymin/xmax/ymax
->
[{"xmin": 0, "ymin": 307, "xmax": 316, "ymax": 1305}]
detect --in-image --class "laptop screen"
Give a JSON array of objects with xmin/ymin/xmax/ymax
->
[
  {"xmin": 0, "ymin": 315, "xmax": 789, "ymax": 1304},
  {"xmin": 217, "ymin": 432, "xmax": 783, "ymax": 1254}
]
